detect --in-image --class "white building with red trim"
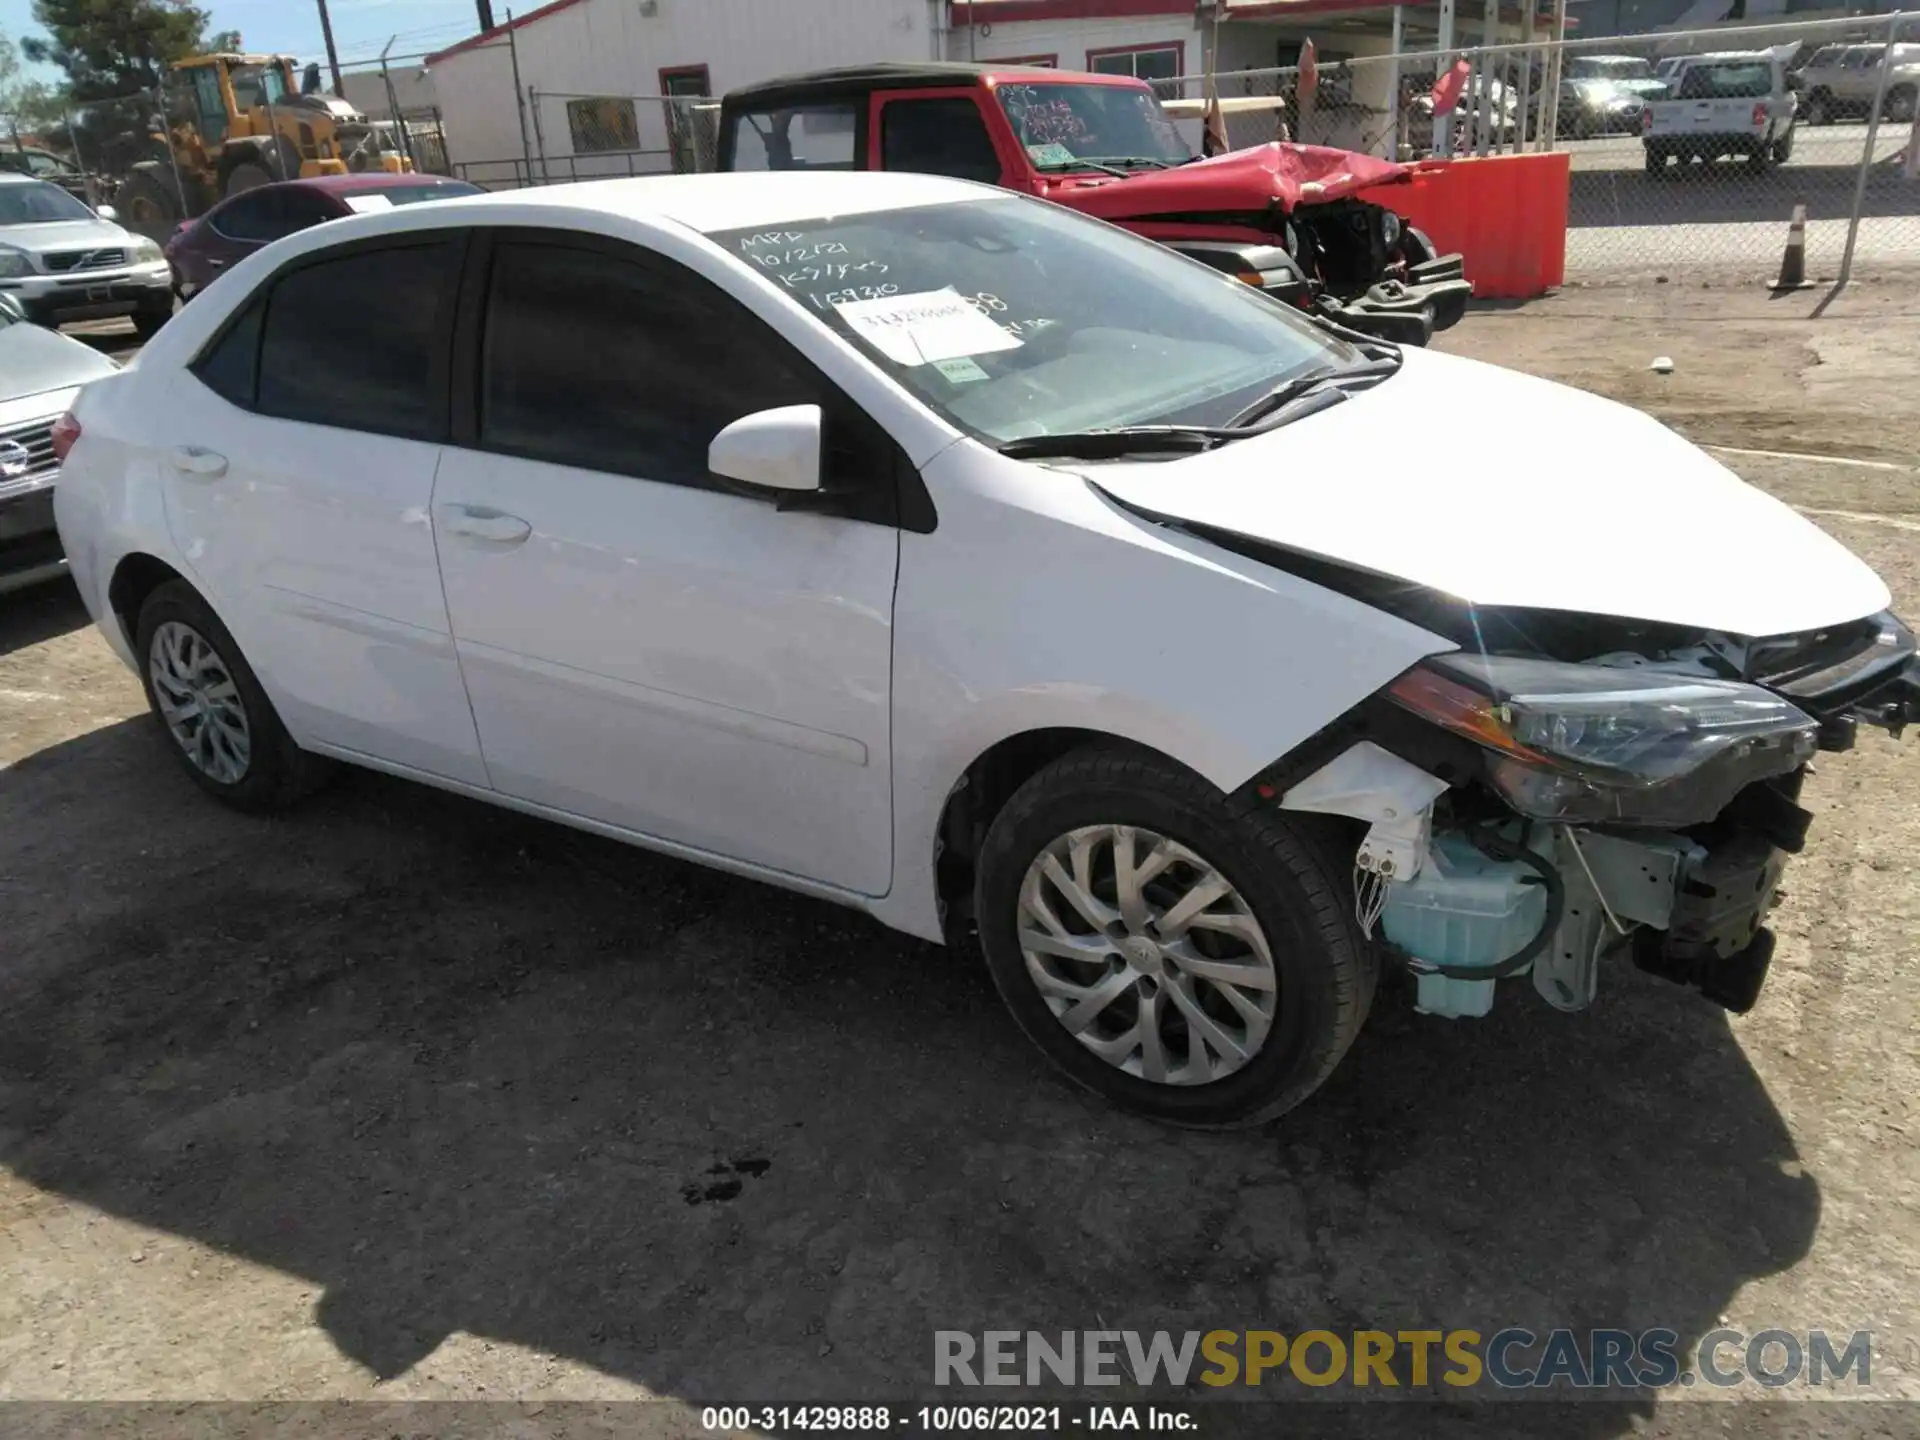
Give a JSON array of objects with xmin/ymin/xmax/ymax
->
[{"xmin": 420, "ymin": 0, "xmax": 1527, "ymax": 182}]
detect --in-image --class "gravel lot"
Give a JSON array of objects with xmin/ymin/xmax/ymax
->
[{"xmin": 2, "ymin": 285, "xmax": 1917, "ymax": 1436}]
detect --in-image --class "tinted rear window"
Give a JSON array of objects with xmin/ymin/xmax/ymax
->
[
  {"xmin": 1679, "ymin": 63, "xmax": 1772, "ymax": 99},
  {"xmin": 256, "ymin": 239, "xmax": 456, "ymax": 439}
]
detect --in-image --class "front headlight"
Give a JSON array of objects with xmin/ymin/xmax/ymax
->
[
  {"xmin": 1390, "ymin": 653, "xmax": 1818, "ymax": 826},
  {"xmin": 1379, "ymin": 209, "xmax": 1402, "ymax": 247},
  {"xmin": 131, "ymin": 236, "xmax": 165, "ymax": 264},
  {"xmin": 0, "ymin": 246, "xmax": 31, "ymax": 278}
]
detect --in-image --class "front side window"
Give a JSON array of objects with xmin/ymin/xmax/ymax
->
[
  {"xmin": 993, "ymin": 81, "xmax": 1190, "ymax": 169},
  {"xmin": 479, "ymin": 241, "xmax": 814, "ymax": 486},
  {"xmin": 706, "ymin": 197, "xmax": 1353, "ymax": 445},
  {"xmin": 729, "ymin": 103, "xmax": 859, "ymax": 170},
  {"xmin": 256, "ymin": 239, "xmax": 456, "ymax": 438},
  {"xmin": 880, "ymin": 98, "xmax": 1003, "ymax": 184}
]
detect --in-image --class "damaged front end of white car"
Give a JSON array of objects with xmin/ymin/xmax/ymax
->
[{"xmin": 1260, "ymin": 600, "xmax": 1919, "ymax": 1021}]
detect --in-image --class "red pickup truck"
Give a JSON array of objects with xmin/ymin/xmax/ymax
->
[{"xmin": 716, "ymin": 63, "xmax": 1471, "ymax": 345}]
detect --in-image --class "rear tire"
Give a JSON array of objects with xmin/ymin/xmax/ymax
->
[
  {"xmin": 115, "ymin": 169, "xmax": 184, "ymax": 244},
  {"xmin": 135, "ymin": 580, "xmax": 333, "ymax": 812},
  {"xmin": 1644, "ymin": 146, "xmax": 1665, "ymax": 177},
  {"xmin": 1806, "ymin": 90, "xmax": 1831, "ymax": 126},
  {"xmin": 973, "ymin": 746, "xmax": 1374, "ymax": 1129},
  {"xmin": 1887, "ymin": 86, "xmax": 1917, "ymax": 126}
]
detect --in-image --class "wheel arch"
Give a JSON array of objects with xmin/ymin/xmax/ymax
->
[
  {"xmin": 928, "ymin": 727, "xmax": 1221, "ymax": 950},
  {"xmin": 107, "ymin": 552, "xmax": 189, "ymax": 653}
]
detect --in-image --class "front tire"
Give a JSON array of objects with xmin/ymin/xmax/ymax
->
[
  {"xmin": 1887, "ymin": 86, "xmax": 1917, "ymax": 125},
  {"xmin": 974, "ymin": 747, "xmax": 1374, "ymax": 1128},
  {"xmin": 132, "ymin": 301, "xmax": 174, "ymax": 340},
  {"xmin": 136, "ymin": 580, "xmax": 332, "ymax": 811}
]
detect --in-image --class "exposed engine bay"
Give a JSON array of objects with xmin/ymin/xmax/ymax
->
[{"xmin": 1257, "ymin": 604, "xmax": 1919, "ymax": 1019}]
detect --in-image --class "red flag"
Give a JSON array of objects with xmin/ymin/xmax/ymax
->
[
  {"xmin": 1202, "ymin": 89, "xmax": 1229, "ymax": 156},
  {"xmin": 1298, "ymin": 38, "xmax": 1319, "ymax": 106},
  {"xmin": 1430, "ymin": 57, "xmax": 1471, "ymax": 117}
]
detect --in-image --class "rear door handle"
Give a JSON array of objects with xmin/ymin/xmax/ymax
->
[
  {"xmin": 206, "ymin": 257, "xmax": 226, "ymax": 269},
  {"xmin": 440, "ymin": 504, "xmax": 532, "ymax": 547},
  {"xmin": 168, "ymin": 446, "xmax": 228, "ymax": 478}
]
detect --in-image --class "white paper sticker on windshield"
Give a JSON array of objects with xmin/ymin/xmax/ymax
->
[
  {"xmin": 832, "ymin": 287, "xmax": 1022, "ymax": 368},
  {"xmin": 343, "ymin": 194, "xmax": 395, "ymax": 213},
  {"xmin": 933, "ymin": 356, "xmax": 990, "ymax": 384},
  {"xmin": 1025, "ymin": 142, "xmax": 1077, "ymax": 166}
]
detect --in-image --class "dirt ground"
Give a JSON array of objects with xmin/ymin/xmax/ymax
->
[{"xmin": 1, "ymin": 283, "xmax": 1917, "ymax": 1437}]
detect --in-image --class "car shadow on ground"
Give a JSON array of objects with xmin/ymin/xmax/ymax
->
[
  {"xmin": 0, "ymin": 719, "xmax": 1820, "ymax": 1433},
  {"xmin": 0, "ymin": 579, "xmax": 91, "ymax": 657}
]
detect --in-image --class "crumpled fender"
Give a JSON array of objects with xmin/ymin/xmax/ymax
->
[{"xmin": 1049, "ymin": 141, "xmax": 1415, "ymax": 221}]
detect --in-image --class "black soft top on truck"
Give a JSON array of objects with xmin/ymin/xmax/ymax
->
[{"xmin": 722, "ymin": 62, "xmax": 1072, "ymax": 112}]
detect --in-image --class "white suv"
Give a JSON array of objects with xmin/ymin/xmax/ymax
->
[{"xmin": 0, "ymin": 173, "xmax": 174, "ymax": 337}]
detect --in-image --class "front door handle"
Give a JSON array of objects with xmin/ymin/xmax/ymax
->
[
  {"xmin": 441, "ymin": 504, "xmax": 532, "ymax": 547},
  {"xmin": 168, "ymin": 445, "xmax": 228, "ymax": 478}
]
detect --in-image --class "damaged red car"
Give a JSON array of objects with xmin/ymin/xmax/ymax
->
[{"xmin": 717, "ymin": 63, "xmax": 1472, "ymax": 345}]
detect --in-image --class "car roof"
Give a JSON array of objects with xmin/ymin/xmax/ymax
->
[
  {"xmin": 724, "ymin": 61, "xmax": 1133, "ymax": 110},
  {"xmin": 294, "ymin": 169, "xmax": 991, "ymax": 237},
  {"xmin": 283, "ymin": 172, "xmax": 476, "ymax": 194}
]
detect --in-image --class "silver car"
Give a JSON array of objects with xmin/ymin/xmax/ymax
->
[
  {"xmin": 1797, "ymin": 42, "xmax": 1920, "ymax": 125},
  {"xmin": 0, "ymin": 292, "xmax": 120, "ymax": 594},
  {"xmin": 0, "ymin": 173, "xmax": 175, "ymax": 339}
]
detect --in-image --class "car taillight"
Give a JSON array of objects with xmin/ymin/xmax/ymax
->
[
  {"xmin": 1642, "ymin": 108, "xmax": 1653, "ymax": 132},
  {"xmin": 50, "ymin": 411, "xmax": 81, "ymax": 463},
  {"xmin": 1753, "ymin": 103, "xmax": 1768, "ymax": 126}
]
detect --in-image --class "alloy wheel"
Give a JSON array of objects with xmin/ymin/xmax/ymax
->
[
  {"xmin": 149, "ymin": 620, "xmax": 252, "ymax": 784},
  {"xmin": 1015, "ymin": 824, "xmax": 1277, "ymax": 1086}
]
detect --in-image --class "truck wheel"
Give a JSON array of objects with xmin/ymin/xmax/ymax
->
[
  {"xmin": 1644, "ymin": 147, "xmax": 1666, "ymax": 178},
  {"xmin": 1772, "ymin": 128, "xmax": 1795, "ymax": 164},
  {"xmin": 115, "ymin": 170, "xmax": 183, "ymax": 244},
  {"xmin": 1806, "ymin": 90, "xmax": 1831, "ymax": 126},
  {"xmin": 1887, "ymin": 87, "xmax": 1917, "ymax": 126},
  {"xmin": 973, "ymin": 746, "xmax": 1375, "ymax": 1129}
]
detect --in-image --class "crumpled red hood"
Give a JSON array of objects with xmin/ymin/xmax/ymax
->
[{"xmin": 1041, "ymin": 142, "xmax": 1414, "ymax": 219}]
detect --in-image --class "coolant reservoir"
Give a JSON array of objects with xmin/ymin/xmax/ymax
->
[{"xmin": 1381, "ymin": 831, "xmax": 1548, "ymax": 1019}]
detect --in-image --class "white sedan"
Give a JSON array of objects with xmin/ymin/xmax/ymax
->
[{"xmin": 52, "ymin": 171, "xmax": 1917, "ymax": 1126}]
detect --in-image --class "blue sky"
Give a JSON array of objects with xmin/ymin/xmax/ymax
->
[{"xmin": 1, "ymin": 0, "xmax": 490, "ymax": 81}]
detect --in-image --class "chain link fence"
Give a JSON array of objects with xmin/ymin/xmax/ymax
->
[
  {"xmin": 454, "ymin": 92, "xmax": 718, "ymax": 189},
  {"xmin": 1168, "ymin": 12, "xmax": 1920, "ymax": 284},
  {"xmin": 433, "ymin": 14, "xmax": 1917, "ymax": 287}
]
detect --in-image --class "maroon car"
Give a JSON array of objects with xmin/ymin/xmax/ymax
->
[{"xmin": 164, "ymin": 173, "xmax": 483, "ymax": 300}]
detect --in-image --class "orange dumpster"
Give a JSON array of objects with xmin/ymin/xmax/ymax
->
[{"xmin": 1381, "ymin": 151, "xmax": 1570, "ymax": 300}]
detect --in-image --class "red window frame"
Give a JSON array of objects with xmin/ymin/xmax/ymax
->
[
  {"xmin": 1082, "ymin": 40, "xmax": 1186, "ymax": 94},
  {"xmin": 657, "ymin": 63, "xmax": 712, "ymax": 96}
]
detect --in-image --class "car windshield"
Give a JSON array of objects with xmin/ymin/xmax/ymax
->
[
  {"xmin": 993, "ymin": 81, "xmax": 1191, "ymax": 168},
  {"xmin": 705, "ymin": 197, "xmax": 1355, "ymax": 445},
  {"xmin": 0, "ymin": 179, "xmax": 95, "ymax": 224},
  {"xmin": 230, "ymin": 62, "xmax": 290, "ymax": 108},
  {"xmin": 1568, "ymin": 57, "xmax": 1654, "ymax": 81}
]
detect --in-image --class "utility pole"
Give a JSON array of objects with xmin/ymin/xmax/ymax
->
[{"xmin": 315, "ymin": 0, "xmax": 344, "ymax": 96}]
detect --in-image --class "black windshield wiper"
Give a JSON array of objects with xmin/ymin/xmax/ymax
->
[
  {"xmin": 1032, "ymin": 158, "xmax": 1132, "ymax": 179},
  {"xmin": 997, "ymin": 425, "xmax": 1233, "ymax": 461},
  {"xmin": 1225, "ymin": 356, "xmax": 1405, "ymax": 429}
]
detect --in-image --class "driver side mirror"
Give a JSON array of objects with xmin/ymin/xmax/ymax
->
[{"xmin": 709, "ymin": 404, "xmax": 823, "ymax": 496}]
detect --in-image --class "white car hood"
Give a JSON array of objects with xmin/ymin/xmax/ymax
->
[{"xmin": 1086, "ymin": 348, "xmax": 1891, "ymax": 638}]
